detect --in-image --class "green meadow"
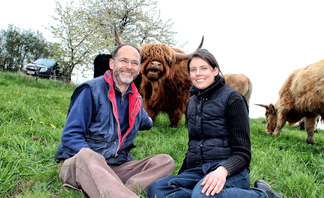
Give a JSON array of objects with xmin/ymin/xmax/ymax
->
[{"xmin": 0, "ymin": 71, "xmax": 323, "ymax": 197}]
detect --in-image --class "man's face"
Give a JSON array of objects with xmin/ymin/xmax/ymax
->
[{"xmin": 110, "ymin": 45, "xmax": 141, "ymax": 86}]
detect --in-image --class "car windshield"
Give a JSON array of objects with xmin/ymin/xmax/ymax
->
[{"xmin": 34, "ymin": 59, "xmax": 56, "ymax": 67}]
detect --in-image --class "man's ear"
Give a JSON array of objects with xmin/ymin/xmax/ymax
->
[{"xmin": 109, "ymin": 58, "xmax": 114, "ymax": 70}]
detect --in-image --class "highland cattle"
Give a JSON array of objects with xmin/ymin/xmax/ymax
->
[
  {"xmin": 223, "ymin": 74, "xmax": 252, "ymax": 106},
  {"xmin": 255, "ymin": 59, "xmax": 324, "ymax": 144}
]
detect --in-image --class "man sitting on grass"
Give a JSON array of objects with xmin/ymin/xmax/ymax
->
[{"xmin": 55, "ymin": 44, "xmax": 175, "ymax": 198}]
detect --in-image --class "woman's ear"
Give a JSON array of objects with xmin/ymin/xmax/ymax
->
[{"xmin": 214, "ymin": 67, "xmax": 219, "ymax": 76}]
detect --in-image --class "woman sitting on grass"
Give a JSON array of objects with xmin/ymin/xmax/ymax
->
[{"xmin": 147, "ymin": 49, "xmax": 284, "ymax": 198}]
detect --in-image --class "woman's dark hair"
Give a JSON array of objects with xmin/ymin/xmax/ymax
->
[{"xmin": 187, "ymin": 49, "xmax": 220, "ymax": 73}]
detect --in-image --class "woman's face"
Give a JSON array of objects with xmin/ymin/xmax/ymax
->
[{"xmin": 189, "ymin": 57, "xmax": 219, "ymax": 89}]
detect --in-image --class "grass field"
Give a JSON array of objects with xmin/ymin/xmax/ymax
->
[{"xmin": 0, "ymin": 71, "xmax": 323, "ymax": 197}]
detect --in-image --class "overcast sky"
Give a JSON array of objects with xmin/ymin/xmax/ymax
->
[{"xmin": 2, "ymin": 0, "xmax": 324, "ymax": 124}]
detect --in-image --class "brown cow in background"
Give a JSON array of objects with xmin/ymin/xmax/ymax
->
[
  {"xmin": 114, "ymin": 23, "xmax": 203, "ymax": 128},
  {"xmin": 140, "ymin": 44, "xmax": 196, "ymax": 127},
  {"xmin": 256, "ymin": 59, "xmax": 324, "ymax": 144},
  {"xmin": 223, "ymin": 74, "xmax": 252, "ymax": 106}
]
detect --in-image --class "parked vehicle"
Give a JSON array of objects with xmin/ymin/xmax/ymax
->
[{"xmin": 23, "ymin": 59, "xmax": 63, "ymax": 79}]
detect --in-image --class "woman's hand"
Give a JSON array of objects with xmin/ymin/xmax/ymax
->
[{"xmin": 201, "ymin": 166, "xmax": 228, "ymax": 196}]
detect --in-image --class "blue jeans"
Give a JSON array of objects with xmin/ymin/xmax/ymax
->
[{"xmin": 147, "ymin": 161, "xmax": 268, "ymax": 198}]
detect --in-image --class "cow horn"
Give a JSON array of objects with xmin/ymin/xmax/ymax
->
[
  {"xmin": 174, "ymin": 36, "xmax": 204, "ymax": 60},
  {"xmin": 114, "ymin": 22, "xmax": 124, "ymax": 45},
  {"xmin": 254, "ymin": 104, "xmax": 269, "ymax": 109}
]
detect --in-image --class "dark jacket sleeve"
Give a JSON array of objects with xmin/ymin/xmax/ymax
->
[
  {"xmin": 218, "ymin": 92, "xmax": 251, "ymax": 176},
  {"xmin": 60, "ymin": 88, "xmax": 93, "ymax": 156}
]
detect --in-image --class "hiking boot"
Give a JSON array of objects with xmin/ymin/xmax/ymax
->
[{"xmin": 254, "ymin": 180, "xmax": 284, "ymax": 198}]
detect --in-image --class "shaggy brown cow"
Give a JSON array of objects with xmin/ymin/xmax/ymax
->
[
  {"xmin": 255, "ymin": 59, "xmax": 324, "ymax": 144},
  {"xmin": 114, "ymin": 23, "xmax": 203, "ymax": 127},
  {"xmin": 223, "ymin": 74, "xmax": 252, "ymax": 106}
]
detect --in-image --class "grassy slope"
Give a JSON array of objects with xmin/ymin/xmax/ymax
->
[{"xmin": 0, "ymin": 71, "xmax": 323, "ymax": 197}]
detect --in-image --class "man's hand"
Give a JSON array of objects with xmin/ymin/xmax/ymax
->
[{"xmin": 201, "ymin": 166, "xmax": 228, "ymax": 196}]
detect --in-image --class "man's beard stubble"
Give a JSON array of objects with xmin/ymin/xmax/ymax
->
[{"xmin": 116, "ymin": 69, "xmax": 138, "ymax": 84}]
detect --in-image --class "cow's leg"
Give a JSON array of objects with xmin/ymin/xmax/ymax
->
[
  {"xmin": 314, "ymin": 116, "xmax": 320, "ymax": 133},
  {"xmin": 299, "ymin": 118, "xmax": 305, "ymax": 131},
  {"xmin": 273, "ymin": 109, "xmax": 288, "ymax": 136},
  {"xmin": 143, "ymin": 100, "xmax": 158, "ymax": 123},
  {"xmin": 168, "ymin": 110, "xmax": 182, "ymax": 128},
  {"xmin": 146, "ymin": 108, "xmax": 158, "ymax": 123},
  {"xmin": 305, "ymin": 117, "xmax": 316, "ymax": 144}
]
